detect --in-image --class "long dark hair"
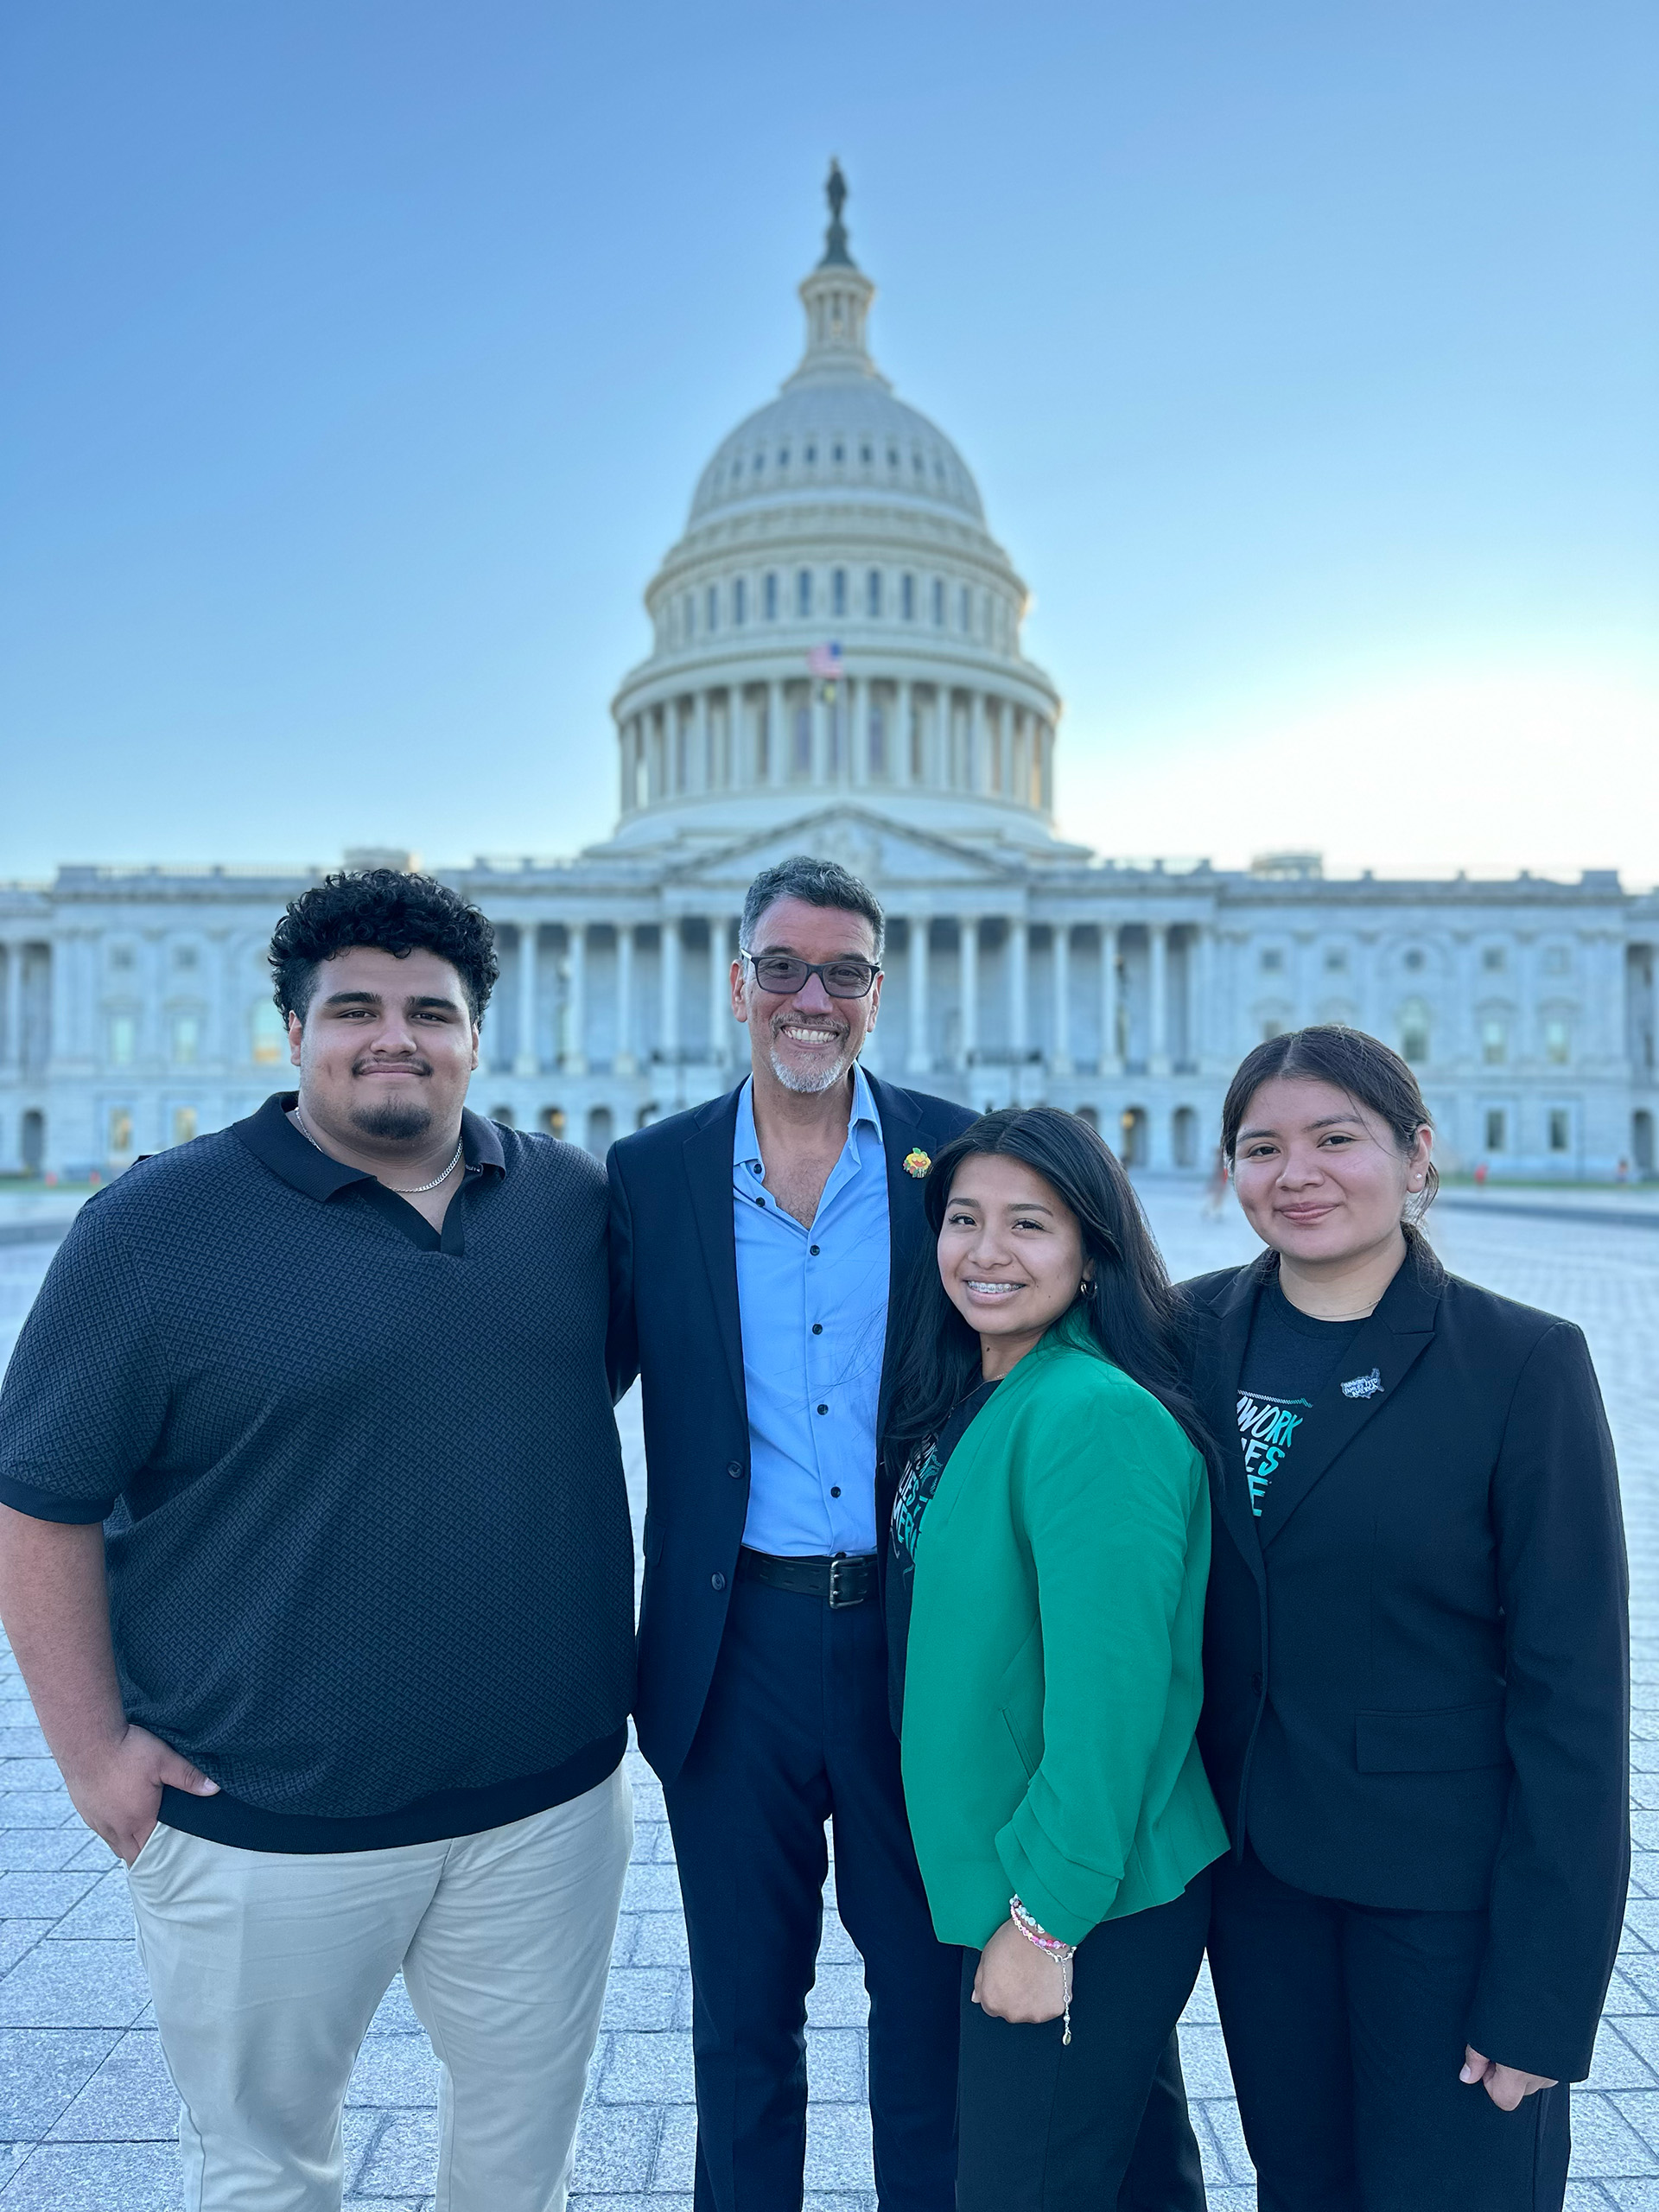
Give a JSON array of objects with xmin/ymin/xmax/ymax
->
[
  {"xmin": 885, "ymin": 1106, "xmax": 1207, "ymax": 1464},
  {"xmin": 1220, "ymin": 1025, "xmax": 1439, "ymax": 1224}
]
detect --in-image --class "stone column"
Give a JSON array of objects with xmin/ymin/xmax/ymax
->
[
  {"xmin": 563, "ymin": 924, "xmax": 588, "ymax": 1074},
  {"xmin": 1293, "ymin": 931, "xmax": 1314, "ymax": 1029},
  {"xmin": 1100, "ymin": 925, "xmax": 1121, "ymax": 1074},
  {"xmin": 1195, "ymin": 926, "xmax": 1216, "ymax": 1073},
  {"xmin": 708, "ymin": 916, "xmax": 730, "ymax": 1068},
  {"xmin": 907, "ymin": 914, "xmax": 931, "ymax": 1074},
  {"xmin": 1051, "ymin": 925, "xmax": 1072, "ymax": 1073},
  {"xmin": 959, "ymin": 917, "xmax": 979, "ymax": 1067},
  {"xmin": 661, "ymin": 918, "xmax": 682, "ymax": 1067},
  {"xmin": 767, "ymin": 679, "xmax": 785, "ymax": 786},
  {"xmin": 896, "ymin": 679, "xmax": 913, "ymax": 785},
  {"xmin": 0, "ymin": 942, "xmax": 13, "ymax": 1070},
  {"xmin": 969, "ymin": 694, "xmax": 985, "ymax": 791},
  {"xmin": 1149, "ymin": 923, "xmax": 1170, "ymax": 1075},
  {"xmin": 615, "ymin": 925, "xmax": 636, "ymax": 1075},
  {"xmin": 1008, "ymin": 918, "xmax": 1028, "ymax": 1068},
  {"xmin": 694, "ymin": 692, "xmax": 710, "ymax": 793},
  {"xmin": 515, "ymin": 924, "xmax": 540, "ymax": 1076}
]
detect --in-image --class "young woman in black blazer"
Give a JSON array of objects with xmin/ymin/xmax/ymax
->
[{"xmin": 1185, "ymin": 1025, "xmax": 1628, "ymax": 2212}]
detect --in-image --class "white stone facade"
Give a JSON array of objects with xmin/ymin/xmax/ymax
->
[{"xmin": 3, "ymin": 186, "xmax": 1656, "ymax": 1184}]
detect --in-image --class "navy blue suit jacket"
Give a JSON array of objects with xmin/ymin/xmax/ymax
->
[
  {"xmin": 1182, "ymin": 1236, "xmax": 1630, "ymax": 2082},
  {"xmin": 607, "ymin": 1071, "xmax": 976, "ymax": 1784}
]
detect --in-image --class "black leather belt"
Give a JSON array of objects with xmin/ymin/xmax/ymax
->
[{"xmin": 737, "ymin": 1548, "xmax": 876, "ymax": 1608}]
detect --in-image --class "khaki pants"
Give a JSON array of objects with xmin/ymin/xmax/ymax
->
[{"xmin": 127, "ymin": 1767, "xmax": 632, "ymax": 2212}]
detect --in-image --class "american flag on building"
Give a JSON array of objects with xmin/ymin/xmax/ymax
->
[{"xmin": 806, "ymin": 641, "xmax": 843, "ymax": 679}]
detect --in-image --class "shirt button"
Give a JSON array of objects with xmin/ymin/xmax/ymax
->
[
  {"xmin": 817, "ymin": 1403, "xmax": 828, "ymax": 1415},
  {"xmin": 811, "ymin": 1323, "xmax": 823, "ymax": 1335},
  {"xmin": 830, "ymin": 1485, "xmax": 842, "ymax": 1497},
  {"xmin": 726, "ymin": 1460, "xmax": 744, "ymax": 1478},
  {"xmin": 711, "ymin": 1573, "xmax": 728, "ymax": 1592},
  {"xmin": 809, "ymin": 1244, "xmax": 820, "ymax": 1256}
]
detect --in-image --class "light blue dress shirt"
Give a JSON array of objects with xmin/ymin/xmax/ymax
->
[{"xmin": 732, "ymin": 1067, "xmax": 891, "ymax": 1557}]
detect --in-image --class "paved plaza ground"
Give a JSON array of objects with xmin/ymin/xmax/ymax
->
[{"xmin": 0, "ymin": 1179, "xmax": 1656, "ymax": 2207}]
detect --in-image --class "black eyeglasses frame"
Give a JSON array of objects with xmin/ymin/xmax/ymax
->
[{"xmin": 739, "ymin": 951, "xmax": 883, "ymax": 1001}]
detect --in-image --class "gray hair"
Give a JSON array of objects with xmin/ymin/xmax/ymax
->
[{"xmin": 739, "ymin": 855, "xmax": 885, "ymax": 959}]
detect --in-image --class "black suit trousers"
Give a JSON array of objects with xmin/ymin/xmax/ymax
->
[
  {"xmin": 663, "ymin": 1575, "xmax": 961, "ymax": 2212},
  {"xmin": 956, "ymin": 1872, "xmax": 1211, "ymax": 2212},
  {"xmin": 1207, "ymin": 1847, "xmax": 1573, "ymax": 2212}
]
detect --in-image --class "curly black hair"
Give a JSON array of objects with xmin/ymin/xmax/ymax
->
[{"xmin": 269, "ymin": 870, "xmax": 499, "ymax": 1024}]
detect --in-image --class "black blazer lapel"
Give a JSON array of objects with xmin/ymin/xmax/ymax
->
[
  {"xmin": 682, "ymin": 1087, "xmax": 747, "ymax": 1421},
  {"xmin": 1255, "ymin": 1244, "xmax": 1443, "ymax": 1543},
  {"xmin": 1195, "ymin": 1256, "xmax": 1272, "ymax": 1586}
]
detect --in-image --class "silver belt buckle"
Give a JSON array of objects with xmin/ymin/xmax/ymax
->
[{"xmin": 827, "ymin": 1552, "xmax": 863, "ymax": 1609}]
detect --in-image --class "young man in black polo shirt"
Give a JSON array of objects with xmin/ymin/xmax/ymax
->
[{"xmin": 0, "ymin": 871, "xmax": 636, "ymax": 2212}]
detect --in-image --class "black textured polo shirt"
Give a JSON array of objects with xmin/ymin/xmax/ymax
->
[{"xmin": 0, "ymin": 1095, "xmax": 634, "ymax": 1851}]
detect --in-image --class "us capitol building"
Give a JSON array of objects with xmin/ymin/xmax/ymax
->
[{"xmin": 3, "ymin": 174, "xmax": 1656, "ymax": 1184}]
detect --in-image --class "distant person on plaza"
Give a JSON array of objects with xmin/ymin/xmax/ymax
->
[
  {"xmin": 606, "ymin": 856, "xmax": 1205, "ymax": 2212},
  {"xmin": 0, "ymin": 870, "xmax": 636, "ymax": 2212},
  {"xmin": 1201, "ymin": 1142, "xmax": 1230, "ymax": 1218},
  {"xmin": 1182, "ymin": 1025, "xmax": 1629, "ymax": 2212},
  {"xmin": 885, "ymin": 1107, "xmax": 1228, "ymax": 2210}
]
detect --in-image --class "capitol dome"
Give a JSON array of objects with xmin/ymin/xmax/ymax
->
[{"xmin": 607, "ymin": 165, "xmax": 1062, "ymax": 855}]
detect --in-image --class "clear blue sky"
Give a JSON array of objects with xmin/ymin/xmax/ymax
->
[{"xmin": 3, "ymin": 2, "xmax": 1654, "ymax": 884}]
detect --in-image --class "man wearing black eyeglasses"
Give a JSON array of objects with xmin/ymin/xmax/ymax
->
[{"xmin": 606, "ymin": 854, "xmax": 972, "ymax": 2209}]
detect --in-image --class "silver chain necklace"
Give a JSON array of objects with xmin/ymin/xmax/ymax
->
[{"xmin": 291, "ymin": 1105, "xmax": 464, "ymax": 1195}]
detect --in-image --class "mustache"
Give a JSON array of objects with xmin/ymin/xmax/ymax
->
[
  {"xmin": 352, "ymin": 1054, "xmax": 435, "ymax": 1077},
  {"xmin": 769, "ymin": 1013, "xmax": 847, "ymax": 1034}
]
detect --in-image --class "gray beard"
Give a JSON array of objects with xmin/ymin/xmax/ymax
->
[
  {"xmin": 768, "ymin": 1039, "xmax": 853, "ymax": 1095},
  {"xmin": 350, "ymin": 1099, "xmax": 435, "ymax": 1142}
]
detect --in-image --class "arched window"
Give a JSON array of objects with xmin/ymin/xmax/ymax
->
[
  {"xmin": 931, "ymin": 577, "xmax": 945, "ymax": 626},
  {"xmin": 540, "ymin": 1107, "xmax": 567, "ymax": 1138},
  {"xmin": 1118, "ymin": 1107, "xmax": 1149, "ymax": 1167},
  {"xmin": 704, "ymin": 585, "xmax": 719, "ymax": 633},
  {"xmin": 831, "ymin": 569, "xmax": 848, "ymax": 618},
  {"xmin": 763, "ymin": 572, "xmax": 779, "ymax": 620},
  {"xmin": 957, "ymin": 584, "xmax": 970, "ymax": 632},
  {"xmin": 866, "ymin": 569, "xmax": 882, "ymax": 618},
  {"xmin": 1480, "ymin": 1016, "xmax": 1508, "ymax": 1066},
  {"xmin": 732, "ymin": 577, "xmax": 747, "ymax": 626},
  {"xmin": 1400, "ymin": 999, "xmax": 1432, "ymax": 1065},
  {"xmin": 900, "ymin": 573, "xmax": 915, "ymax": 621},
  {"xmin": 796, "ymin": 569, "xmax": 812, "ymax": 617},
  {"xmin": 1544, "ymin": 1018, "xmax": 1571, "ymax": 1065}
]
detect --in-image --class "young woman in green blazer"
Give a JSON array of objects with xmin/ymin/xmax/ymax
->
[{"xmin": 885, "ymin": 1106, "xmax": 1228, "ymax": 2211}]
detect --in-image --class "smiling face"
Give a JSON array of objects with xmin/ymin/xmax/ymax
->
[
  {"xmin": 733, "ymin": 895, "xmax": 882, "ymax": 1096},
  {"xmin": 938, "ymin": 1152, "xmax": 1090, "ymax": 1378},
  {"xmin": 289, "ymin": 944, "xmax": 480, "ymax": 1147},
  {"xmin": 1230, "ymin": 1073, "xmax": 1431, "ymax": 1267}
]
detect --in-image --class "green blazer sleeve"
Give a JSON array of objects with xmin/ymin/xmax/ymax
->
[{"xmin": 901, "ymin": 1325, "xmax": 1227, "ymax": 1949}]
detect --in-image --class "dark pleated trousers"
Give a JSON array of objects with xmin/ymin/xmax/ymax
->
[
  {"xmin": 1206, "ymin": 1847, "xmax": 1573, "ymax": 2212},
  {"xmin": 956, "ymin": 1870, "xmax": 1212, "ymax": 2212}
]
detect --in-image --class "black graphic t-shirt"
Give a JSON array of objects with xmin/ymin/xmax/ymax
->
[
  {"xmin": 887, "ymin": 1376, "xmax": 1000, "ymax": 1726},
  {"xmin": 1236, "ymin": 1278, "xmax": 1363, "ymax": 1518}
]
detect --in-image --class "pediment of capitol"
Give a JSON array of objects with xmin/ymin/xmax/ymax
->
[{"xmin": 1, "ymin": 171, "xmax": 1656, "ymax": 1185}]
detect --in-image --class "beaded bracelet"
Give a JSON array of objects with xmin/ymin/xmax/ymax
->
[{"xmin": 1009, "ymin": 1896, "xmax": 1074, "ymax": 2045}]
